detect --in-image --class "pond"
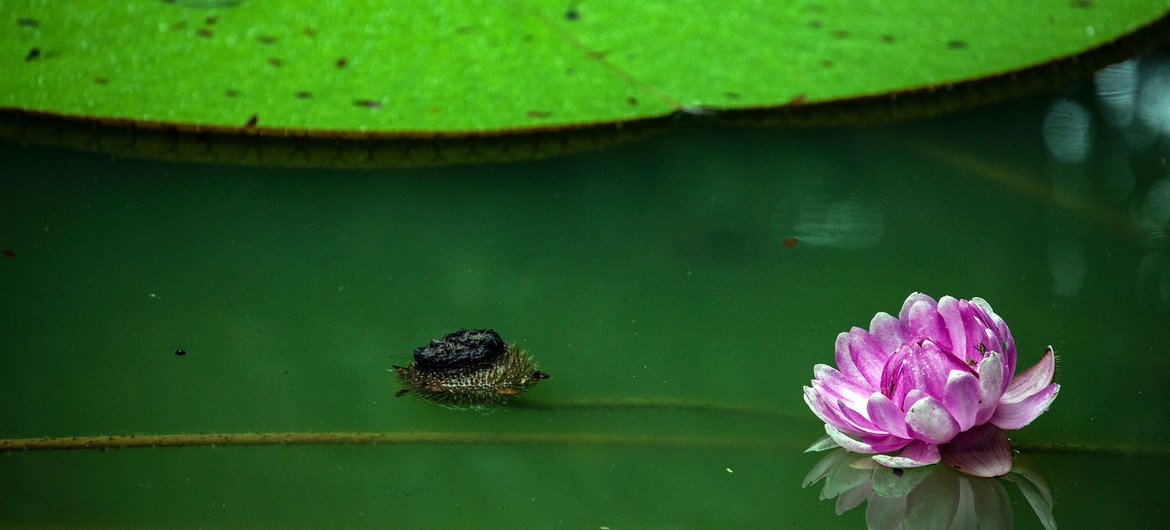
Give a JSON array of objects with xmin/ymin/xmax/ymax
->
[{"xmin": 2, "ymin": 51, "xmax": 1169, "ymax": 529}]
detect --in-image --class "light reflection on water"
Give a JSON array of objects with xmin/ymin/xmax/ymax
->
[{"xmin": 788, "ymin": 195, "xmax": 885, "ymax": 251}]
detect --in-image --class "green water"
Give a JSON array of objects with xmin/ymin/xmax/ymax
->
[{"xmin": 3, "ymin": 61, "xmax": 1170, "ymax": 528}]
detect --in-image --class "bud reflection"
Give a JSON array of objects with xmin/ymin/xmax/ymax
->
[{"xmin": 803, "ymin": 449, "xmax": 1055, "ymax": 530}]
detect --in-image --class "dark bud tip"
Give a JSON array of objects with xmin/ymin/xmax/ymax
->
[
  {"xmin": 412, "ymin": 328, "xmax": 505, "ymax": 372},
  {"xmin": 531, "ymin": 370, "xmax": 550, "ymax": 380},
  {"xmin": 394, "ymin": 389, "xmax": 410, "ymax": 398}
]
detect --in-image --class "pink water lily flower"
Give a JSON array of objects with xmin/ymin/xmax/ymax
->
[{"xmin": 803, "ymin": 293, "xmax": 1059, "ymax": 477}]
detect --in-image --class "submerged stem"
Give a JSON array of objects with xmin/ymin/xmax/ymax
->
[
  {"xmin": 0, "ymin": 397, "xmax": 1161, "ymax": 456},
  {"xmin": 0, "ymin": 431, "xmax": 786, "ymax": 452},
  {"xmin": 1, "ymin": 432, "xmax": 1165, "ymax": 456}
]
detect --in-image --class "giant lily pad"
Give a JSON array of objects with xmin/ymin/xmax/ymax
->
[{"xmin": 1, "ymin": 0, "xmax": 1168, "ymax": 166}]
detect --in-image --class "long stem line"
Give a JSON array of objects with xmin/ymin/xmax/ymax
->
[
  {"xmin": 2, "ymin": 431, "xmax": 1167, "ymax": 457},
  {"xmin": 0, "ymin": 431, "xmax": 785, "ymax": 452},
  {"xmin": 2, "ymin": 397, "xmax": 1162, "ymax": 456}
]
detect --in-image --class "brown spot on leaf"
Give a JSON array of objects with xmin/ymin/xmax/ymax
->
[
  {"xmin": 820, "ymin": 59, "xmax": 834, "ymax": 68},
  {"xmin": 17, "ymin": 17, "xmax": 40, "ymax": 28},
  {"xmin": 171, "ymin": 21, "xmax": 187, "ymax": 31},
  {"xmin": 244, "ymin": 114, "xmax": 258, "ymax": 127},
  {"xmin": 947, "ymin": 40, "xmax": 968, "ymax": 49},
  {"xmin": 224, "ymin": 89, "xmax": 239, "ymax": 97},
  {"xmin": 831, "ymin": 29, "xmax": 850, "ymax": 39},
  {"xmin": 258, "ymin": 34, "xmax": 277, "ymax": 45},
  {"xmin": 336, "ymin": 57, "xmax": 348, "ymax": 68},
  {"xmin": 2, "ymin": 249, "xmax": 15, "ymax": 258},
  {"xmin": 204, "ymin": 16, "xmax": 217, "ymax": 25},
  {"xmin": 786, "ymin": 93, "xmax": 807, "ymax": 105},
  {"xmin": 94, "ymin": 76, "xmax": 109, "ymax": 85},
  {"xmin": 196, "ymin": 27, "xmax": 213, "ymax": 38},
  {"xmin": 807, "ymin": 19, "xmax": 823, "ymax": 29},
  {"xmin": 782, "ymin": 237, "xmax": 800, "ymax": 248},
  {"xmin": 587, "ymin": 50, "xmax": 607, "ymax": 60},
  {"xmin": 1071, "ymin": 0, "xmax": 1093, "ymax": 7},
  {"xmin": 353, "ymin": 99, "xmax": 382, "ymax": 109},
  {"xmin": 303, "ymin": 26, "xmax": 317, "ymax": 37},
  {"xmin": 294, "ymin": 90, "xmax": 312, "ymax": 99},
  {"xmin": 25, "ymin": 47, "xmax": 41, "ymax": 61},
  {"xmin": 526, "ymin": 110, "xmax": 552, "ymax": 118},
  {"xmin": 880, "ymin": 34, "xmax": 895, "ymax": 43},
  {"xmin": 267, "ymin": 57, "xmax": 283, "ymax": 67}
]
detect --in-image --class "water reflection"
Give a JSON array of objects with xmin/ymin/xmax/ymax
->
[
  {"xmin": 1041, "ymin": 51, "xmax": 1170, "ymax": 308},
  {"xmin": 1042, "ymin": 98, "xmax": 1092, "ymax": 164},
  {"xmin": 803, "ymin": 449, "xmax": 1055, "ymax": 530},
  {"xmin": 1093, "ymin": 58, "xmax": 1139, "ymax": 130},
  {"xmin": 789, "ymin": 195, "xmax": 885, "ymax": 251}
]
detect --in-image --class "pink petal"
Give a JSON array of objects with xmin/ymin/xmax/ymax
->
[
  {"xmin": 898, "ymin": 292, "xmax": 937, "ymax": 322},
  {"xmin": 885, "ymin": 341, "xmax": 972, "ymax": 408},
  {"xmin": 991, "ymin": 383, "xmax": 1060, "ymax": 430},
  {"xmin": 867, "ymin": 392, "xmax": 910, "ymax": 439},
  {"xmin": 905, "ymin": 299, "xmax": 949, "ymax": 351},
  {"xmin": 834, "ymin": 332, "xmax": 864, "ymax": 384},
  {"xmin": 837, "ymin": 398, "xmax": 885, "ymax": 434},
  {"xmin": 825, "ymin": 425, "xmax": 911, "ymax": 454},
  {"xmin": 974, "ymin": 351, "xmax": 1005, "ymax": 425},
  {"xmin": 868, "ymin": 312, "xmax": 907, "ymax": 355},
  {"xmin": 971, "ymin": 297, "xmax": 1016, "ymax": 378},
  {"xmin": 940, "ymin": 423, "xmax": 1012, "ymax": 477},
  {"xmin": 937, "ymin": 296, "xmax": 970, "ymax": 360},
  {"xmin": 812, "ymin": 364, "xmax": 872, "ymax": 411},
  {"xmin": 806, "ymin": 386, "xmax": 874, "ymax": 438},
  {"xmin": 1001, "ymin": 347, "xmax": 1057, "ymax": 404},
  {"xmin": 943, "ymin": 370, "xmax": 980, "ymax": 431},
  {"xmin": 872, "ymin": 440, "xmax": 941, "ymax": 468},
  {"xmin": 804, "ymin": 386, "xmax": 858, "ymax": 436},
  {"xmin": 905, "ymin": 396, "xmax": 960, "ymax": 444},
  {"xmin": 847, "ymin": 328, "xmax": 888, "ymax": 388},
  {"xmin": 903, "ymin": 389, "xmax": 927, "ymax": 409}
]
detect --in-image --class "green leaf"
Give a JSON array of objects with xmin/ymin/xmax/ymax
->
[{"xmin": 1, "ymin": 0, "xmax": 1168, "ymax": 165}]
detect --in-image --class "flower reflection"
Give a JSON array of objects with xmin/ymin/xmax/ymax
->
[{"xmin": 803, "ymin": 448, "xmax": 1056, "ymax": 530}]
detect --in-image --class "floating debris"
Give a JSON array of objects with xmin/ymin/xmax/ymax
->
[{"xmin": 394, "ymin": 329, "xmax": 548, "ymax": 407}]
